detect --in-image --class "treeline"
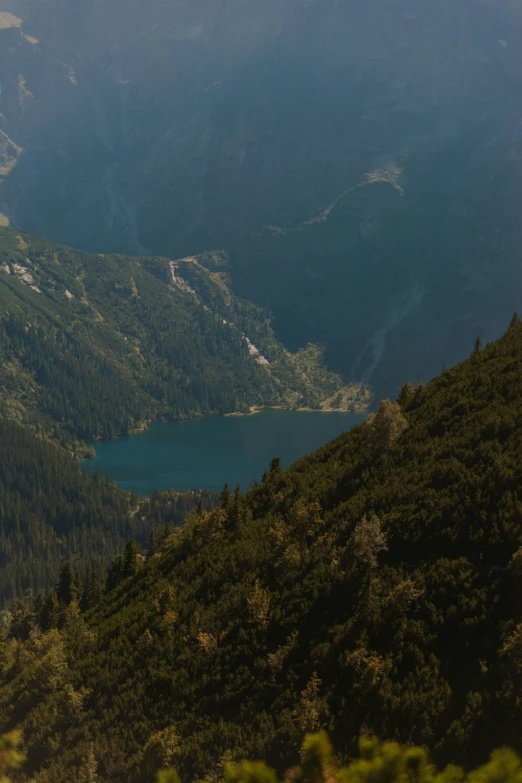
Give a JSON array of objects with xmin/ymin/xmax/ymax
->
[
  {"xmin": 0, "ymin": 227, "xmax": 361, "ymax": 442},
  {"xmin": 2, "ymin": 318, "xmax": 522, "ymax": 781},
  {"xmin": 0, "ymin": 418, "xmax": 216, "ymax": 606}
]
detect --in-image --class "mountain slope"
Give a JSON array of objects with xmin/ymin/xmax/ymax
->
[
  {"xmin": 3, "ymin": 317, "xmax": 522, "ymax": 781},
  {"xmin": 0, "ymin": 418, "xmax": 216, "ymax": 607},
  {"xmin": 1, "ymin": 0, "xmax": 522, "ymax": 397},
  {"xmin": 0, "ymin": 227, "xmax": 368, "ymax": 440}
]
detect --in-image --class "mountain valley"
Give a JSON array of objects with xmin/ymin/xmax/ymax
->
[
  {"xmin": 1, "ymin": 0, "xmax": 521, "ymax": 396},
  {"xmin": 0, "ymin": 2, "xmax": 521, "ymax": 780},
  {"xmin": 3, "ymin": 317, "xmax": 522, "ymax": 781}
]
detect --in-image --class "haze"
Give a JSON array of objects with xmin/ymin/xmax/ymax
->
[{"xmin": 1, "ymin": 0, "xmax": 521, "ymax": 397}]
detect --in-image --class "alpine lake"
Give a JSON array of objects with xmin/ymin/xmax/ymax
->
[{"xmin": 80, "ymin": 409, "xmax": 365, "ymax": 496}]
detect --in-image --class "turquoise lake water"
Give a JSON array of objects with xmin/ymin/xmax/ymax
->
[{"xmin": 80, "ymin": 409, "xmax": 364, "ymax": 495}]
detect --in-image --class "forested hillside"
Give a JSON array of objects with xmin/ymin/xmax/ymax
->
[
  {"xmin": 0, "ymin": 418, "xmax": 216, "ymax": 606},
  {"xmin": 3, "ymin": 317, "xmax": 522, "ymax": 782},
  {"xmin": 3, "ymin": 730, "xmax": 522, "ymax": 783},
  {"xmin": 0, "ymin": 228, "xmax": 367, "ymax": 441}
]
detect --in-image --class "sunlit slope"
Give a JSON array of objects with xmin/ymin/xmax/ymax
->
[{"xmin": 5, "ymin": 317, "xmax": 522, "ymax": 781}]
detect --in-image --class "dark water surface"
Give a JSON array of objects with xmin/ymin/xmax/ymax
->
[{"xmin": 81, "ymin": 409, "xmax": 365, "ymax": 495}]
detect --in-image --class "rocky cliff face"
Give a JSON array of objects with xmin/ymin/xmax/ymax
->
[{"xmin": 1, "ymin": 0, "xmax": 521, "ymax": 397}]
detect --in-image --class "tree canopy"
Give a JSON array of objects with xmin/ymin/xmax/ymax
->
[{"xmin": 2, "ymin": 318, "xmax": 522, "ymax": 780}]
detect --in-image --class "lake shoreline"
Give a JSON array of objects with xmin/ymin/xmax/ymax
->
[
  {"xmin": 81, "ymin": 409, "xmax": 366, "ymax": 496},
  {"xmin": 87, "ymin": 403, "xmax": 370, "ymax": 449},
  {"xmin": 225, "ymin": 403, "xmax": 371, "ymax": 418}
]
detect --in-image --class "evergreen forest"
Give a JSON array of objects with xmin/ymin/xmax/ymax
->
[
  {"xmin": 1, "ymin": 2, "xmax": 522, "ymax": 778},
  {"xmin": 0, "ymin": 228, "xmax": 367, "ymax": 442},
  {"xmin": 2, "ymin": 318, "xmax": 522, "ymax": 781},
  {"xmin": 0, "ymin": 417, "xmax": 216, "ymax": 606}
]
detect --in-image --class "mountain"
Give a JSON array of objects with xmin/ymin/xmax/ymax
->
[
  {"xmin": 0, "ymin": 417, "xmax": 216, "ymax": 607},
  {"xmin": 1, "ymin": 0, "xmax": 522, "ymax": 398},
  {"xmin": 3, "ymin": 316, "xmax": 522, "ymax": 782},
  {"xmin": 0, "ymin": 227, "xmax": 367, "ymax": 441}
]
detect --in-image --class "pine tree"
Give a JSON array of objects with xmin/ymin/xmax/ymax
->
[
  {"xmin": 77, "ymin": 744, "xmax": 99, "ymax": 783},
  {"xmin": 32, "ymin": 594, "xmax": 44, "ymax": 621},
  {"xmin": 369, "ymin": 399, "xmax": 409, "ymax": 451},
  {"xmin": 106, "ymin": 555, "xmax": 124, "ymax": 592},
  {"xmin": 348, "ymin": 515, "xmax": 388, "ymax": 569},
  {"xmin": 269, "ymin": 457, "xmax": 283, "ymax": 477},
  {"xmin": 229, "ymin": 485, "xmax": 244, "ymax": 530},
  {"xmin": 472, "ymin": 336, "xmax": 482, "ymax": 355},
  {"xmin": 147, "ymin": 530, "xmax": 156, "ymax": 559},
  {"xmin": 74, "ymin": 569, "xmax": 83, "ymax": 604},
  {"xmin": 39, "ymin": 591, "xmax": 60, "ymax": 631},
  {"xmin": 121, "ymin": 540, "xmax": 140, "ymax": 580},
  {"xmin": 220, "ymin": 483, "xmax": 232, "ymax": 509},
  {"xmin": 81, "ymin": 561, "xmax": 102, "ymax": 611},
  {"xmin": 157, "ymin": 525, "xmax": 170, "ymax": 549},
  {"xmin": 9, "ymin": 600, "xmax": 32, "ymax": 641},
  {"xmin": 57, "ymin": 563, "xmax": 80, "ymax": 607},
  {"xmin": 398, "ymin": 381, "xmax": 415, "ymax": 409}
]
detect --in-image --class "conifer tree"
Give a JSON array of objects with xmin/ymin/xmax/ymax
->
[
  {"xmin": 398, "ymin": 381, "xmax": 415, "ymax": 409},
  {"xmin": 269, "ymin": 457, "xmax": 283, "ymax": 477},
  {"xmin": 74, "ymin": 569, "xmax": 83, "ymax": 603},
  {"xmin": 121, "ymin": 540, "xmax": 140, "ymax": 580},
  {"xmin": 77, "ymin": 744, "xmax": 99, "ymax": 783},
  {"xmin": 220, "ymin": 483, "xmax": 232, "ymax": 509},
  {"xmin": 57, "ymin": 563, "xmax": 81, "ymax": 607},
  {"xmin": 472, "ymin": 335, "xmax": 482, "ymax": 355},
  {"xmin": 106, "ymin": 555, "xmax": 124, "ymax": 592},
  {"xmin": 230, "ymin": 485, "xmax": 244, "ymax": 530},
  {"xmin": 39, "ymin": 591, "xmax": 60, "ymax": 631},
  {"xmin": 348, "ymin": 515, "xmax": 388, "ymax": 569},
  {"xmin": 157, "ymin": 525, "xmax": 170, "ymax": 549},
  {"xmin": 369, "ymin": 399, "xmax": 409, "ymax": 451},
  {"xmin": 9, "ymin": 600, "xmax": 32, "ymax": 640},
  {"xmin": 147, "ymin": 530, "xmax": 156, "ymax": 559},
  {"xmin": 81, "ymin": 561, "xmax": 102, "ymax": 611},
  {"xmin": 32, "ymin": 594, "xmax": 44, "ymax": 622}
]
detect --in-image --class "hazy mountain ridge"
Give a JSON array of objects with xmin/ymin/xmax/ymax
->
[{"xmin": 1, "ymin": 0, "xmax": 521, "ymax": 399}]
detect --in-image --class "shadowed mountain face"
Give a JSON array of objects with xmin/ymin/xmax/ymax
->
[
  {"xmin": 1, "ymin": 0, "xmax": 522, "ymax": 397},
  {"xmin": 0, "ymin": 227, "xmax": 365, "ymax": 440}
]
